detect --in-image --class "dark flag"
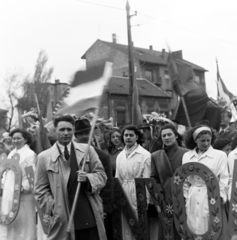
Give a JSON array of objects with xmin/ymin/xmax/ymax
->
[{"xmin": 216, "ymin": 60, "xmax": 233, "ymax": 103}]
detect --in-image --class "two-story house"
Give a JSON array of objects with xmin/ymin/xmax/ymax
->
[{"xmin": 81, "ymin": 35, "xmax": 207, "ymax": 125}]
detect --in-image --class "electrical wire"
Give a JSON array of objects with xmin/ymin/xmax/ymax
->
[{"xmin": 74, "ymin": 0, "xmax": 237, "ymax": 47}]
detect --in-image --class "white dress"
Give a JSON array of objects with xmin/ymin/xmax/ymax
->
[
  {"xmin": 182, "ymin": 146, "xmax": 229, "ymax": 235},
  {"xmin": 115, "ymin": 144, "xmax": 151, "ymax": 240},
  {"xmin": 1, "ymin": 144, "xmax": 37, "ymax": 240},
  {"xmin": 227, "ymin": 148, "xmax": 237, "ymax": 200}
]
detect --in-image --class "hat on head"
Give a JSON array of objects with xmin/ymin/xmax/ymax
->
[
  {"xmin": 75, "ymin": 119, "xmax": 91, "ymax": 133},
  {"xmin": 138, "ymin": 123, "xmax": 150, "ymax": 130},
  {"xmin": 213, "ymin": 138, "xmax": 231, "ymax": 150}
]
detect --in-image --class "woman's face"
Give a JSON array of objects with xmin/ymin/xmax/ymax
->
[
  {"xmin": 222, "ymin": 144, "xmax": 232, "ymax": 155},
  {"xmin": 111, "ymin": 131, "xmax": 121, "ymax": 146},
  {"xmin": 161, "ymin": 128, "xmax": 177, "ymax": 147},
  {"xmin": 195, "ymin": 133, "xmax": 212, "ymax": 152},
  {"xmin": 12, "ymin": 132, "xmax": 27, "ymax": 150}
]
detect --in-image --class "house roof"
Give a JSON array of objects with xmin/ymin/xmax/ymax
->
[
  {"xmin": 81, "ymin": 39, "xmax": 207, "ymax": 72},
  {"xmin": 107, "ymin": 76, "xmax": 171, "ymax": 98}
]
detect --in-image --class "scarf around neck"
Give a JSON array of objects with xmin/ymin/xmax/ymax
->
[{"xmin": 125, "ymin": 142, "xmax": 138, "ymax": 158}]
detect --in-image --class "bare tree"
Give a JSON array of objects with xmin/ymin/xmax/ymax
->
[
  {"xmin": 18, "ymin": 50, "xmax": 54, "ymax": 118},
  {"xmin": 0, "ymin": 74, "xmax": 22, "ymax": 131}
]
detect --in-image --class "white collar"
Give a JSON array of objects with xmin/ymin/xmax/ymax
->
[{"xmin": 57, "ymin": 141, "xmax": 71, "ymax": 153}]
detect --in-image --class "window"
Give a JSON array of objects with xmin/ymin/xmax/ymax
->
[
  {"xmin": 116, "ymin": 110, "xmax": 126, "ymax": 127},
  {"xmin": 195, "ymin": 76, "xmax": 200, "ymax": 84},
  {"xmin": 145, "ymin": 69, "xmax": 153, "ymax": 82}
]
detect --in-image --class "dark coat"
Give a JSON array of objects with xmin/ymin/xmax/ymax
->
[
  {"xmin": 94, "ymin": 147, "xmax": 113, "ymax": 214},
  {"xmin": 219, "ymin": 127, "xmax": 237, "ymax": 141},
  {"xmin": 151, "ymin": 144, "xmax": 188, "ymax": 240}
]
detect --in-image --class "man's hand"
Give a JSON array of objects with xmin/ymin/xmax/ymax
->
[{"xmin": 77, "ymin": 170, "xmax": 88, "ymax": 182}]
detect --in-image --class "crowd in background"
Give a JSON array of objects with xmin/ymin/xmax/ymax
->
[{"xmin": 0, "ymin": 109, "xmax": 237, "ymax": 240}]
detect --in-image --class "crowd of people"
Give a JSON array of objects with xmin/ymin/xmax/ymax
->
[{"xmin": 0, "ymin": 109, "xmax": 237, "ymax": 240}]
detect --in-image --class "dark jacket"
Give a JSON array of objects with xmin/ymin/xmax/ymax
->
[{"xmin": 94, "ymin": 147, "xmax": 113, "ymax": 214}]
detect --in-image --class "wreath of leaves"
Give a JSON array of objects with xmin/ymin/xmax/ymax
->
[
  {"xmin": 171, "ymin": 162, "xmax": 222, "ymax": 240},
  {"xmin": 0, "ymin": 153, "xmax": 22, "ymax": 225}
]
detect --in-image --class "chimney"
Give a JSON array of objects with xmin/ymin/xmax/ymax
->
[
  {"xmin": 149, "ymin": 45, "xmax": 153, "ymax": 50},
  {"xmin": 112, "ymin": 33, "xmax": 117, "ymax": 43},
  {"xmin": 55, "ymin": 79, "xmax": 60, "ymax": 84},
  {"xmin": 162, "ymin": 48, "xmax": 166, "ymax": 58}
]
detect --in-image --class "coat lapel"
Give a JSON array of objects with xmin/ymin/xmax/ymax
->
[{"xmin": 155, "ymin": 150, "xmax": 174, "ymax": 187}]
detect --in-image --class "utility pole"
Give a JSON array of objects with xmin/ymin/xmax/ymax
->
[{"xmin": 126, "ymin": 0, "xmax": 136, "ymax": 124}]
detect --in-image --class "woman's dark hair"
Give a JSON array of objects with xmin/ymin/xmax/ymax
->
[
  {"xmin": 9, "ymin": 128, "xmax": 33, "ymax": 145},
  {"xmin": 184, "ymin": 125, "xmax": 216, "ymax": 150},
  {"xmin": 158, "ymin": 123, "xmax": 183, "ymax": 147},
  {"xmin": 121, "ymin": 125, "xmax": 144, "ymax": 145},
  {"xmin": 53, "ymin": 115, "xmax": 75, "ymax": 128},
  {"xmin": 107, "ymin": 129, "xmax": 121, "ymax": 154}
]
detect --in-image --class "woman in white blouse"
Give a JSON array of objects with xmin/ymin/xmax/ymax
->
[
  {"xmin": 182, "ymin": 125, "xmax": 229, "ymax": 237},
  {"xmin": 115, "ymin": 125, "xmax": 152, "ymax": 240},
  {"xmin": 3, "ymin": 128, "xmax": 37, "ymax": 240}
]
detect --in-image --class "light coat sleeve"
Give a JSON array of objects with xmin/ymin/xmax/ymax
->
[
  {"xmin": 216, "ymin": 152, "xmax": 229, "ymax": 203},
  {"xmin": 227, "ymin": 151, "xmax": 237, "ymax": 201},
  {"xmin": 142, "ymin": 153, "xmax": 151, "ymax": 178},
  {"xmin": 34, "ymin": 153, "xmax": 55, "ymax": 220},
  {"xmin": 86, "ymin": 146, "xmax": 107, "ymax": 194}
]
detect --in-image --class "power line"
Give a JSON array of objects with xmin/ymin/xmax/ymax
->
[
  {"xmin": 74, "ymin": 0, "xmax": 237, "ymax": 47},
  {"xmin": 74, "ymin": 0, "xmax": 124, "ymax": 11},
  {"xmin": 137, "ymin": 12, "xmax": 237, "ymax": 47}
]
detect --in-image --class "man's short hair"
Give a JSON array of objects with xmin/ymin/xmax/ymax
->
[
  {"xmin": 53, "ymin": 115, "xmax": 75, "ymax": 128},
  {"xmin": 225, "ymin": 111, "xmax": 232, "ymax": 120}
]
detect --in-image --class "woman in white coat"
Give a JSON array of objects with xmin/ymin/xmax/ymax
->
[
  {"xmin": 115, "ymin": 125, "xmax": 152, "ymax": 240},
  {"xmin": 183, "ymin": 125, "xmax": 228, "ymax": 238},
  {"xmin": 3, "ymin": 128, "xmax": 36, "ymax": 240}
]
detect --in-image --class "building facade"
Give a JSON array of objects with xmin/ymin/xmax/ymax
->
[{"xmin": 81, "ymin": 37, "xmax": 207, "ymax": 117}]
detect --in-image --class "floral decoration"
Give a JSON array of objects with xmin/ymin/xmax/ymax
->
[
  {"xmin": 138, "ymin": 193, "xmax": 144, "ymax": 201},
  {"xmin": 232, "ymin": 204, "xmax": 237, "ymax": 213},
  {"xmin": 210, "ymin": 198, "xmax": 216, "ymax": 205},
  {"xmin": 188, "ymin": 164, "xmax": 194, "ymax": 172},
  {"xmin": 204, "ymin": 172, "xmax": 213, "ymax": 182},
  {"xmin": 9, "ymin": 212, "xmax": 14, "ymax": 218},
  {"xmin": 166, "ymin": 204, "xmax": 173, "ymax": 215},
  {"xmin": 211, "ymin": 231, "xmax": 216, "ymax": 237},
  {"xmin": 173, "ymin": 175, "xmax": 181, "ymax": 185},
  {"xmin": 195, "ymin": 236, "xmax": 202, "ymax": 240},
  {"xmin": 0, "ymin": 153, "xmax": 22, "ymax": 226},
  {"xmin": 171, "ymin": 162, "xmax": 222, "ymax": 240},
  {"xmin": 214, "ymin": 216, "xmax": 220, "ymax": 224},
  {"xmin": 43, "ymin": 214, "xmax": 50, "ymax": 225}
]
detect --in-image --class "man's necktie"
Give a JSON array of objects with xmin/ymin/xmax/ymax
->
[
  {"xmin": 219, "ymin": 130, "xmax": 224, "ymax": 137},
  {"xmin": 64, "ymin": 146, "xmax": 70, "ymax": 160}
]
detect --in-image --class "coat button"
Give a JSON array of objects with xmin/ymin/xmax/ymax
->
[{"xmin": 57, "ymin": 185, "xmax": 60, "ymax": 189}]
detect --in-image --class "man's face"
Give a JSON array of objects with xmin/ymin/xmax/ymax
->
[
  {"xmin": 123, "ymin": 129, "xmax": 138, "ymax": 148},
  {"xmin": 55, "ymin": 121, "xmax": 74, "ymax": 146},
  {"xmin": 221, "ymin": 112, "xmax": 231, "ymax": 126}
]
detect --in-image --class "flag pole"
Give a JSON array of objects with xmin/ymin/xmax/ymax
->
[
  {"xmin": 66, "ymin": 106, "xmax": 100, "ymax": 233},
  {"xmin": 34, "ymin": 94, "xmax": 41, "ymax": 116},
  {"xmin": 180, "ymin": 96, "xmax": 192, "ymax": 127}
]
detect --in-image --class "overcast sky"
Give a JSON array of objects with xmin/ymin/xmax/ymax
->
[{"xmin": 1, "ymin": 0, "xmax": 237, "ymax": 101}]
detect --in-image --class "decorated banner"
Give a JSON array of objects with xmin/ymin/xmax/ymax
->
[
  {"xmin": 228, "ymin": 159, "xmax": 237, "ymax": 240},
  {"xmin": 0, "ymin": 153, "xmax": 22, "ymax": 225},
  {"xmin": 112, "ymin": 162, "xmax": 233, "ymax": 240}
]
